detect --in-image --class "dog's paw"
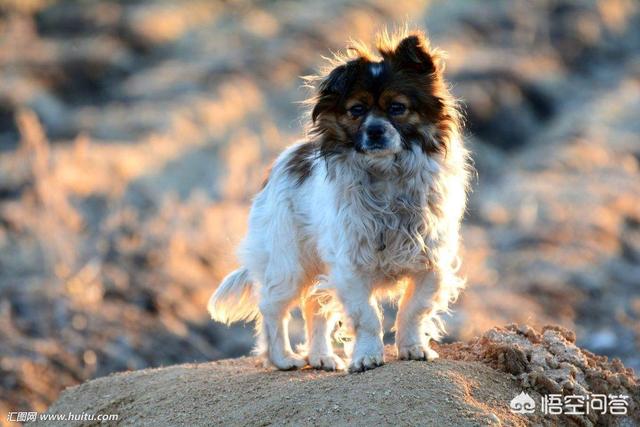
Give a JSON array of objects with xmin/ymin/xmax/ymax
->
[
  {"xmin": 397, "ymin": 344, "xmax": 439, "ymax": 361},
  {"xmin": 308, "ymin": 353, "xmax": 346, "ymax": 371},
  {"xmin": 348, "ymin": 352, "xmax": 384, "ymax": 373},
  {"xmin": 271, "ymin": 352, "xmax": 307, "ymax": 370}
]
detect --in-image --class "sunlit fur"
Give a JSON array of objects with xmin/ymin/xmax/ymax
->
[{"xmin": 208, "ymin": 30, "xmax": 471, "ymax": 372}]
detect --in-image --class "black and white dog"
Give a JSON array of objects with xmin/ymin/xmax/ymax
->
[{"xmin": 209, "ymin": 31, "xmax": 471, "ymax": 373}]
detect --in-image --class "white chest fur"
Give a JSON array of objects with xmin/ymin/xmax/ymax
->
[{"xmin": 333, "ymin": 152, "xmax": 442, "ymax": 278}]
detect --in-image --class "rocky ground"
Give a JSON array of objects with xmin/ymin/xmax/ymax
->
[{"xmin": 1, "ymin": 0, "xmax": 639, "ymax": 420}]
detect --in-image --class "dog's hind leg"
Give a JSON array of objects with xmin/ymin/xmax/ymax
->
[
  {"xmin": 301, "ymin": 293, "xmax": 345, "ymax": 371},
  {"xmin": 258, "ymin": 266, "xmax": 307, "ymax": 370}
]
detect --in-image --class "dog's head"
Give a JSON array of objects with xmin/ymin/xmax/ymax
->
[{"xmin": 309, "ymin": 31, "xmax": 458, "ymax": 159}]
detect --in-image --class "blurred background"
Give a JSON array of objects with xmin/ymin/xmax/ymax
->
[{"xmin": 0, "ymin": 0, "xmax": 639, "ymax": 418}]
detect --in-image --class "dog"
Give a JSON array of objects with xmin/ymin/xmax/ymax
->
[{"xmin": 208, "ymin": 30, "xmax": 471, "ymax": 372}]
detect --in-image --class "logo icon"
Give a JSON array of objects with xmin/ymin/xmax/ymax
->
[{"xmin": 510, "ymin": 392, "xmax": 536, "ymax": 414}]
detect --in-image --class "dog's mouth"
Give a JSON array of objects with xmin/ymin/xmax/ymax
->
[
  {"xmin": 358, "ymin": 134, "xmax": 401, "ymax": 157},
  {"xmin": 361, "ymin": 145, "xmax": 397, "ymax": 157}
]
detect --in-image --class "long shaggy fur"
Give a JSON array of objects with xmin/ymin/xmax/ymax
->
[
  {"xmin": 208, "ymin": 29, "xmax": 471, "ymax": 372},
  {"xmin": 208, "ymin": 268, "xmax": 259, "ymax": 325}
]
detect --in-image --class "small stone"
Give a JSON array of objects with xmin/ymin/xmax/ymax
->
[
  {"xmin": 488, "ymin": 413, "xmax": 501, "ymax": 425},
  {"xmin": 504, "ymin": 346, "xmax": 528, "ymax": 375}
]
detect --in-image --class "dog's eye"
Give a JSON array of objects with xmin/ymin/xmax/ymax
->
[
  {"xmin": 388, "ymin": 102, "xmax": 407, "ymax": 116},
  {"xmin": 348, "ymin": 104, "xmax": 366, "ymax": 118}
]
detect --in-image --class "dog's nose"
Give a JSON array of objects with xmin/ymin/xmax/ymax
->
[{"xmin": 366, "ymin": 124, "xmax": 385, "ymax": 141}]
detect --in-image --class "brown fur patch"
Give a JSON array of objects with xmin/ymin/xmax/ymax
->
[{"xmin": 285, "ymin": 142, "xmax": 317, "ymax": 185}]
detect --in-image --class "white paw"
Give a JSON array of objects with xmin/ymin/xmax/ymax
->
[
  {"xmin": 349, "ymin": 352, "xmax": 384, "ymax": 373},
  {"xmin": 308, "ymin": 353, "xmax": 346, "ymax": 371},
  {"xmin": 398, "ymin": 344, "xmax": 439, "ymax": 361},
  {"xmin": 271, "ymin": 352, "xmax": 307, "ymax": 370}
]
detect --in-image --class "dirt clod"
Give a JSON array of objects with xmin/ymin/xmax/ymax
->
[{"xmin": 438, "ymin": 325, "xmax": 640, "ymax": 426}]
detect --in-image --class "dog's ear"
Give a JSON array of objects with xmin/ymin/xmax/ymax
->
[
  {"xmin": 319, "ymin": 63, "xmax": 351, "ymax": 95},
  {"xmin": 311, "ymin": 63, "xmax": 356, "ymax": 122},
  {"xmin": 390, "ymin": 34, "xmax": 436, "ymax": 75}
]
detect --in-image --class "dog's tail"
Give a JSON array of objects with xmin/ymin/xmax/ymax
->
[{"xmin": 207, "ymin": 268, "xmax": 259, "ymax": 324}]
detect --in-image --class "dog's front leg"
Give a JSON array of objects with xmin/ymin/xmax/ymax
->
[
  {"xmin": 333, "ymin": 267, "xmax": 384, "ymax": 372},
  {"xmin": 395, "ymin": 270, "xmax": 439, "ymax": 361}
]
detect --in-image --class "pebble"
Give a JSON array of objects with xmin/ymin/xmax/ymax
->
[{"xmin": 488, "ymin": 413, "xmax": 501, "ymax": 425}]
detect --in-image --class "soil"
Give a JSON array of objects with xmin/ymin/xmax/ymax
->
[
  {"xmin": 36, "ymin": 347, "xmax": 528, "ymax": 427},
  {"xmin": 36, "ymin": 325, "xmax": 639, "ymax": 427}
]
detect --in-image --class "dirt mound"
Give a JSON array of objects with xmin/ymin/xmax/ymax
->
[
  {"xmin": 37, "ymin": 347, "xmax": 526, "ymax": 427},
  {"xmin": 37, "ymin": 326, "xmax": 639, "ymax": 427}
]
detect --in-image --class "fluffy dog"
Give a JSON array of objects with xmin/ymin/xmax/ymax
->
[{"xmin": 208, "ymin": 30, "xmax": 471, "ymax": 372}]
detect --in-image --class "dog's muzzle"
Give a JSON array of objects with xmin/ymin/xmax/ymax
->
[
  {"xmin": 364, "ymin": 123, "xmax": 387, "ymax": 150},
  {"xmin": 359, "ymin": 118, "xmax": 401, "ymax": 155}
]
